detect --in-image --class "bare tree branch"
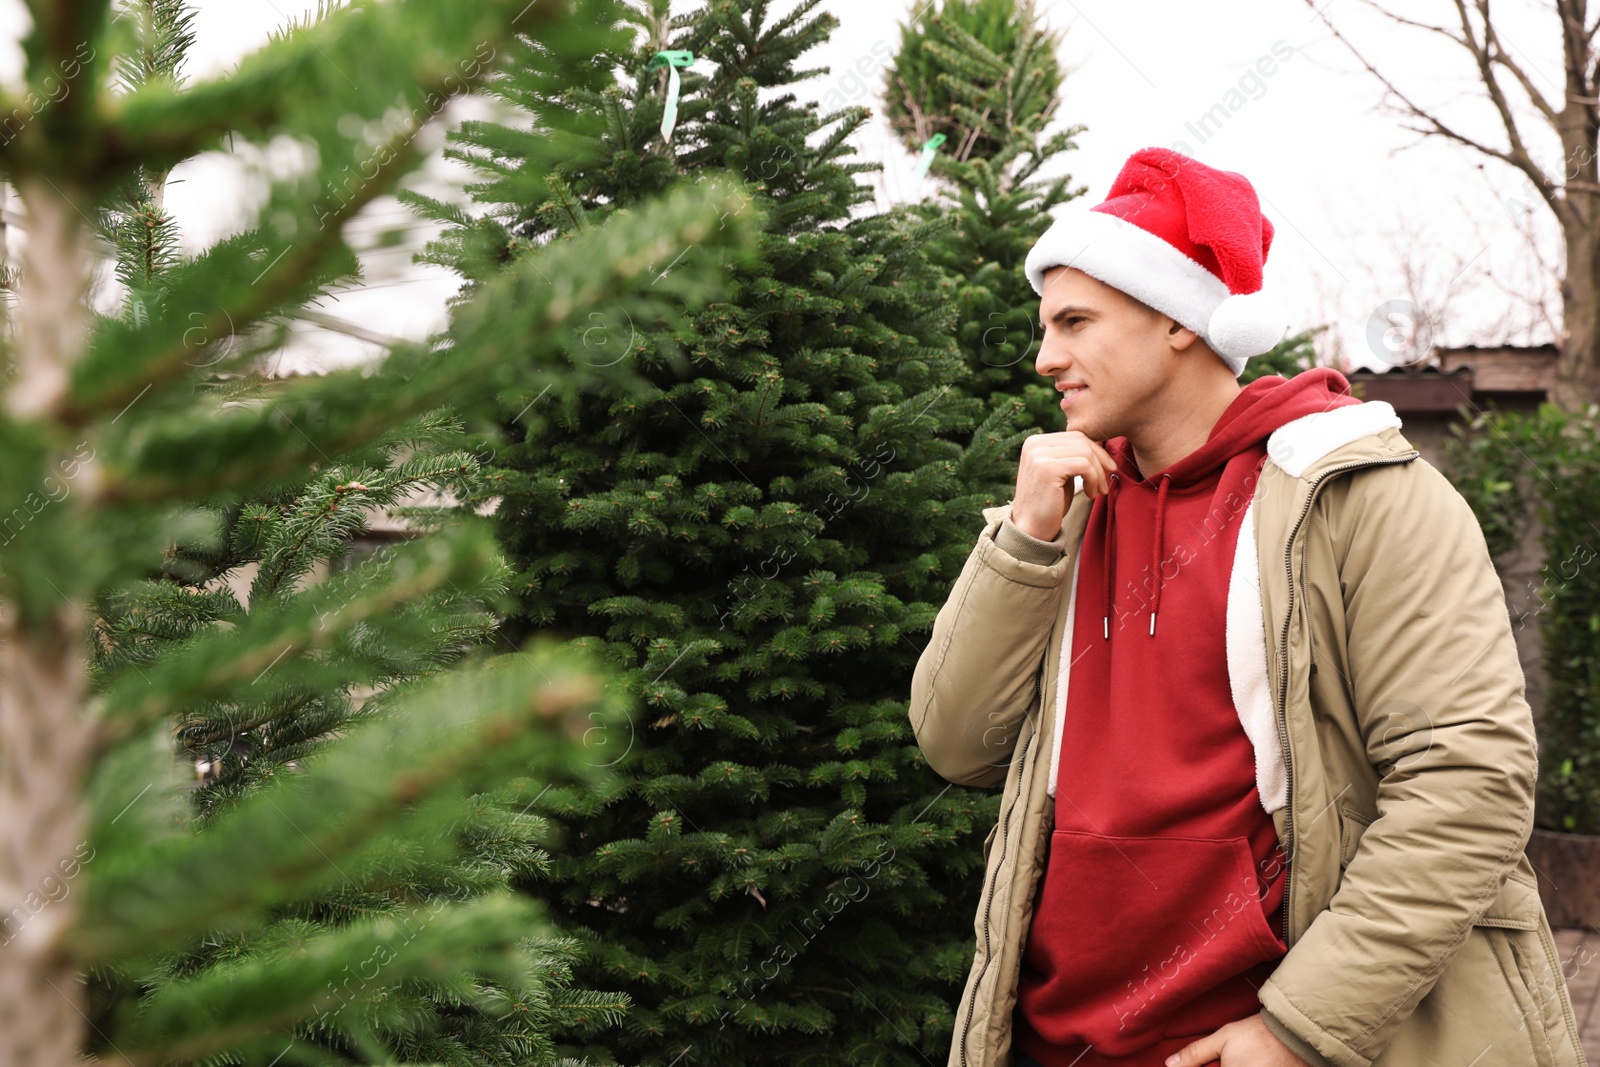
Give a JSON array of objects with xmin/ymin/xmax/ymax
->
[
  {"xmin": 1476, "ymin": 2, "xmax": 1562, "ymax": 127},
  {"xmin": 1313, "ymin": 0, "xmax": 1600, "ymax": 404},
  {"xmin": 1346, "ymin": 0, "xmax": 1468, "ymax": 49},
  {"xmin": 1455, "ymin": 187, "xmax": 1563, "ymax": 343},
  {"xmin": 1452, "ymin": 0, "xmax": 1553, "ymax": 200},
  {"xmin": 1305, "ymin": 0, "xmax": 1569, "ymax": 227}
]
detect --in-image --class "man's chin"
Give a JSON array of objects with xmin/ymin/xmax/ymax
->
[{"xmin": 1065, "ymin": 410, "xmax": 1113, "ymax": 442}]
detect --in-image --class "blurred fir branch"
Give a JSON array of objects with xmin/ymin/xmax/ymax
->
[{"xmin": 0, "ymin": 0, "xmax": 759, "ymax": 1064}]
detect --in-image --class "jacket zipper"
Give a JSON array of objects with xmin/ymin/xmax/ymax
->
[
  {"xmin": 958, "ymin": 671, "xmax": 1042, "ymax": 1067},
  {"xmin": 1275, "ymin": 451, "xmax": 1418, "ymax": 946}
]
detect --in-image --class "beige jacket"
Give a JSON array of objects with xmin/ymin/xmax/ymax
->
[{"xmin": 910, "ymin": 401, "xmax": 1587, "ymax": 1067}]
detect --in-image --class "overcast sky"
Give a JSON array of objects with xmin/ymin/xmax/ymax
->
[{"xmin": 0, "ymin": 0, "xmax": 1569, "ymax": 376}]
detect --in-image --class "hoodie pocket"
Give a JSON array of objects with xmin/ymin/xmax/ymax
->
[{"xmin": 1017, "ymin": 829, "xmax": 1285, "ymax": 1055}]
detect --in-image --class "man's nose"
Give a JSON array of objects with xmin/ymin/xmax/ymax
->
[{"xmin": 1036, "ymin": 334, "xmax": 1066, "ymax": 378}]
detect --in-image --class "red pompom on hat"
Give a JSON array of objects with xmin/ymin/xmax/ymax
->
[{"xmin": 1024, "ymin": 147, "xmax": 1289, "ymax": 376}]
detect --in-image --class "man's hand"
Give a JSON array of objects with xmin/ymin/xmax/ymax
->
[
  {"xmin": 1010, "ymin": 430, "xmax": 1118, "ymax": 541},
  {"xmin": 1164, "ymin": 1015, "xmax": 1311, "ymax": 1067}
]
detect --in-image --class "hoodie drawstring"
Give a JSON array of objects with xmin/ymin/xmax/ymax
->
[
  {"xmin": 1100, "ymin": 470, "xmax": 1171, "ymax": 639},
  {"xmin": 1149, "ymin": 473, "xmax": 1170, "ymax": 637},
  {"xmin": 1100, "ymin": 472, "xmax": 1119, "ymax": 640}
]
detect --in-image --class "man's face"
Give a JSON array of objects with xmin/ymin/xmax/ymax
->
[{"xmin": 1034, "ymin": 265, "xmax": 1178, "ymax": 443}]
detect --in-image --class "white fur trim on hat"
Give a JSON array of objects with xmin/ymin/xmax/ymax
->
[
  {"xmin": 1025, "ymin": 207, "xmax": 1283, "ymax": 376},
  {"xmin": 1025, "ymin": 209, "xmax": 1228, "ymax": 326},
  {"xmin": 1208, "ymin": 289, "xmax": 1291, "ymax": 371}
]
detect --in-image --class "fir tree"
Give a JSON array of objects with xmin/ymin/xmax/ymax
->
[
  {"xmin": 891, "ymin": 0, "xmax": 1086, "ymax": 432},
  {"xmin": 1239, "ymin": 327, "xmax": 1326, "ymax": 383},
  {"xmin": 0, "ymin": 0, "xmax": 759, "ymax": 1063},
  {"xmin": 409, "ymin": 0, "xmax": 1038, "ymax": 1062},
  {"xmin": 883, "ymin": 0, "xmax": 1065, "ymax": 165}
]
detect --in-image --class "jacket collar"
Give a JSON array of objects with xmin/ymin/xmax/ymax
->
[{"xmin": 1264, "ymin": 399, "xmax": 1409, "ymax": 479}]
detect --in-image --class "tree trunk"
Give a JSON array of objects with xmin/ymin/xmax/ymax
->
[
  {"xmin": 1558, "ymin": 221, "xmax": 1600, "ymax": 411},
  {"xmin": 0, "ymin": 180, "xmax": 95, "ymax": 1067},
  {"xmin": 0, "ymin": 611, "xmax": 91, "ymax": 1067}
]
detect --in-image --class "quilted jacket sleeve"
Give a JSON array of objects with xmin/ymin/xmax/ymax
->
[
  {"xmin": 1256, "ymin": 457, "xmax": 1539, "ymax": 1067},
  {"xmin": 908, "ymin": 502, "xmax": 1076, "ymax": 789},
  {"xmin": 1261, "ymin": 1007, "xmax": 1336, "ymax": 1067}
]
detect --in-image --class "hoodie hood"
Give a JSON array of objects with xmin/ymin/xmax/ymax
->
[{"xmin": 1096, "ymin": 367, "xmax": 1361, "ymax": 638}]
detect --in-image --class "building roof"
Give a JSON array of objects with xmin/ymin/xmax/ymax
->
[{"xmin": 1346, "ymin": 344, "xmax": 1556, "ymax": 414}]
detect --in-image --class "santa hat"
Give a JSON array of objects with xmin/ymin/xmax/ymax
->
[{"xmin": 1023, "ymin": 147, "xmax": 1288, "ymax": 376}]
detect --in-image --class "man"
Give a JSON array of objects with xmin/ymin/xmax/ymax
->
[{"xmin": 909, "ymin": 146, "xmax": 1586, "ymax": 1067}]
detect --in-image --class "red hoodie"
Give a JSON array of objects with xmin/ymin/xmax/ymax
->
[{"xmin": 1013, "ymin": 368, "xmax": 1362, "ymax": 1066}]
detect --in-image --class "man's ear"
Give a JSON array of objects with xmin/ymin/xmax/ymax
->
[{"xmin": 1166, "ymin": 319, "xmax": 1201, "ymax": 351}]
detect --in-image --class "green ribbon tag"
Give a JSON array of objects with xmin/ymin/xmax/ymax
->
[
  {"xmin": 913, "ymin": 133, "xmax": 947, "ymax": 188},
  {"xmin": 646, "ymin": 50, "xmax": 694, "ymax": 144}
]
